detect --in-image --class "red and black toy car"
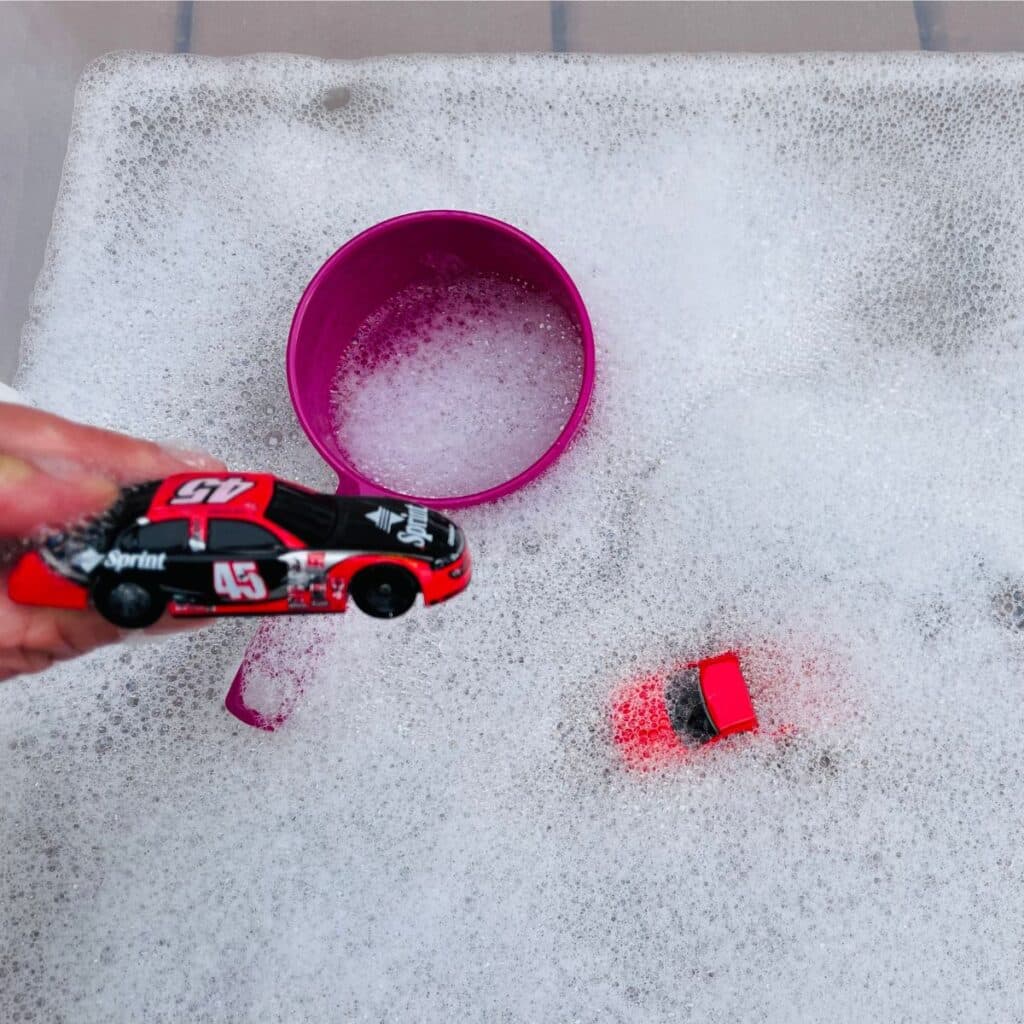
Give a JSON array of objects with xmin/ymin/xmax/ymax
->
[
  {"xmin": 611, "ymin": 652, "xmax": 759, "ymax": 770},
  {"xmin": 8, "ymin": 472, "xmax": 471, "ymax": 628}
]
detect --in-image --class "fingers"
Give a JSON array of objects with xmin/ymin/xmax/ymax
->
[
  {"xmin": 0, "ymin": 402, "xmax": 224, "ymax": 483},
  {"xmin": 0, "ymin": 404, "xmax": 226, "ymax": 681},
  {"xmin": 0, "ymin": 584, "xmax": 214, "ymax": 682},
  {"xmin": 0, "ymin": 591, "xmax": 122, "ymax": 681},
  {"xmin": 0, "ymin": 403, "xmax": 225, "ymax": 539},
  {"xmin": 0, "ymin": 455, "xmax": 122, "ymax": 539}
]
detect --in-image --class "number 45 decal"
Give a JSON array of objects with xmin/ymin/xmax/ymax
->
[
  {"xmin": 170, "ymin": 477, "xmax": 255, "ymax": 505},
  {"xmin": 213, "ymin": 561, "xmax": 268, "ymax": 601}
]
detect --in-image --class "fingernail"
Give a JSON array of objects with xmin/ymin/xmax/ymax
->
[
  {"xmin": 157, "ymin": 443, "xmax": 225, "ymax": 470},
  {"xmin": 30, "ymin": 456, "xmax": 120, "ymax": 503},
  {"xmin": 77, "ymin": 475, "xmax": 121, "ymax": 504},
  {"xmin": 0, "ymin": 454, "xmax": 36, "ymax": 486},
  {"xmin": 30, "ymin": 457, "xmax": 121, "ymax": 503}
]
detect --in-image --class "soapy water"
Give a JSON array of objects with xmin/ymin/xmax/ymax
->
[
  {"xmin": 7, "ymin": 53, "xmax": 1024, "ymax": 1022},
  {"xmin": 330, "ymin": 274, "xmax": 583, "ymax": 496}
]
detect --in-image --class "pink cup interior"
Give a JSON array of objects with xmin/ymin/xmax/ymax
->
[{"xmin": 287, "ymin": 210, "xmax": 595, "ymax": 508}]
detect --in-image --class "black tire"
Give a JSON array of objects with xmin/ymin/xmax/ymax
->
[
  {"xmin": 91, "ymin": 576, "xmax": 166, "ymax": 629},
  {"xmin": 350, "ymin": 565, "xmax": 419, "ymax": 619}
]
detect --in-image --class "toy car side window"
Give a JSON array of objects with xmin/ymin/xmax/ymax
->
[
  {"xmin": 207, "ymin": 519, "xmax": 282, "ymax": 552},
  {"xmin": 117, "ymin": 520, "xmax": 190, "ymax": 552},
  {"xmin": 665, "ymin": 668, "xmax": 718, "ymax": 746}
]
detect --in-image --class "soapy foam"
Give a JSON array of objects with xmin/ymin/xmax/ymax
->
[
  {"xmin": 6, "ymin": 53, "xmax": 1024, "ymax": 1021},
  {"xmin": 330, "ymin": 274, "xmax": 583, "ymax": 496}
]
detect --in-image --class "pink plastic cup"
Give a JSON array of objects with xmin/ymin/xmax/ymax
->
[
  {"xmin": 287, "ymin": 209, "xmax": 595, "ymax": 507},
  {"xmin": 227, "ymin": 210, "xmax": 595, "ymax": 730}
]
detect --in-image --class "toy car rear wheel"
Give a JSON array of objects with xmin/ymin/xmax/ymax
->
[
  {"xmin": 92, "ymin": 577, "xmax": 166, "ymax": 629},
  {"xmin": 350, "ymin": 565, "xmax": 418, "ymax": 619}
]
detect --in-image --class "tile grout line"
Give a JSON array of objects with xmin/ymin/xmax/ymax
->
[
  {"xmin": 551, "ymin": 1, "xmax": 570, "ymax": 53},
  {"xmin": 913, "ymin": 1, "xmax": 947, "ymax": 51},
  {"xmin": 175, "ymin": 0, "xmax": 195, "ymax": 54}
]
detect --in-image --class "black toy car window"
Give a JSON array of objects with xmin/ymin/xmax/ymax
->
[
  {"xmin": 665, "ymin": 668, "xmax": 718, "ymax": 746},
  {"xmin": 265, "ymin": 483, "xmax": 338, "ymax": 546},
  {"xmin": 117, "ymin": 520, "xmax": 189, "ymax": 552},
  {"xmin": 207, "ymin": 519, "xmax": 282, "ymax": 552}
]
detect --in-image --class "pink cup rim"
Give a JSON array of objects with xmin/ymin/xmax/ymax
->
[{"xmin": 287, "ymin": 209, "xmax": 596, "ymax": 509}]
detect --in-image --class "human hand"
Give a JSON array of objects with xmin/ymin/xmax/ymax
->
[{"xmin": 0, "ymin": 402, "xmax": 224, "ymax": 680}]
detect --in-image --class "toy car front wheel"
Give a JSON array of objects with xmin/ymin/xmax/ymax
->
[
  {"xmin": 350, "ymin": 565, "xmax": 418, "ymax": 619},
  {"xmin": 92, "ymin": 577, "xmax": 167, "ymax": 629}
]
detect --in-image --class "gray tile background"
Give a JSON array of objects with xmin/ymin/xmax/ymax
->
[{"xmin": 3, "ymin": 1, "xmax": 1024, "ymax": 383}]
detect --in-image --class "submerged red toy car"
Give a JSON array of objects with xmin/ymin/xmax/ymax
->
[
  {"xmin": 611, "ymin": 652, "xmax": 758, "ymax": 770},
  {"xmin": 8, "ymin": 472, "xmax": 471, "ymax": 628}
]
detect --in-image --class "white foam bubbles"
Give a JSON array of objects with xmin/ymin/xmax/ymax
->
[
  {"xmin": 5, "ymin": 52, "xmax": 1024, "ymax": 1022},
  {"xmin": 330, "ymin": 274, "xmax": 583, "ymax": 496}
]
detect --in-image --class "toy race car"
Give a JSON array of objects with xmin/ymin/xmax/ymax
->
[
  {"xmin": 8, "ymin": 472, "xmax": 470, "ymax": 628},
  {"xmin": 610, "ymin": 652, "xmax": 758, "ymax": 770}
]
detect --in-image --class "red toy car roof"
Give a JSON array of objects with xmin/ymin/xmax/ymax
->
[
  {"xmin": 149, "ymin": 472, "xmax": 279, "ymax": 519},
  {"xmin": 698, "ymin": 653, "xmax": 758, "ymax": 736}
]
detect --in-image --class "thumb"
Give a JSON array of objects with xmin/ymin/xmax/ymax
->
[{"xmin": 0, "ymin": 455, "xmax": 121, "ymax": 540}]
